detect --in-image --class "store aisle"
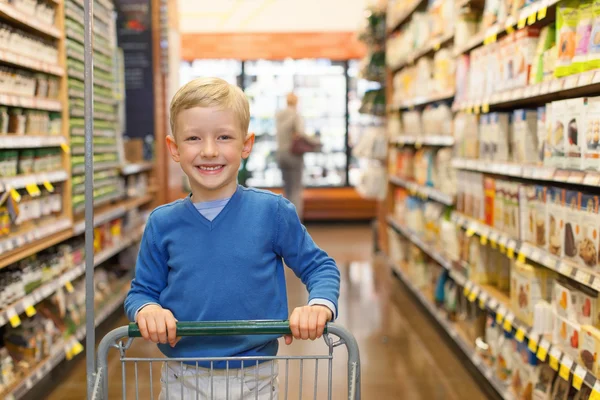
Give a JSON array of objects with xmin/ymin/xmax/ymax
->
[{"xmin": 45, "ymin": 223, "xmax": 488, "ymax": 400}]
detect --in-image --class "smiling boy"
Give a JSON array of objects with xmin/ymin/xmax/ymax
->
[{"xmin": 124, "ymin": 77, "xmax": 340, "ymax": 399}]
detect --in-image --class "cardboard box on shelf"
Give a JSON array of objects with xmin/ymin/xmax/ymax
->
[{"xmin": 124, "ymin": 139, "xmax": 144, "ymax": 163}]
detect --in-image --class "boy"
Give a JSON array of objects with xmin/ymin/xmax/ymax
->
[{"xmin": 124, "ymin": 77, "xmax": 340, "ymax": 399}]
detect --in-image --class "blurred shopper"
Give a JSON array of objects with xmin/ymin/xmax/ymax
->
[{"xmin": 276, "ymin": 93, "xmax": 319, "ymax": 218}]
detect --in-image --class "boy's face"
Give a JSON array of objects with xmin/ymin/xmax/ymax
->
[{"xmin": 167, "ymin": 106, "xmax": 254, "ymax": 202}]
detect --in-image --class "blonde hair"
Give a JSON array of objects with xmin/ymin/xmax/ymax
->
[{"xmin": 170, "ymin": 77, "xmax": 250, "ymax": 136}]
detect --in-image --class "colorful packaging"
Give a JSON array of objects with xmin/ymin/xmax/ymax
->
[
  {"xmin": 579, "ymin": 194, "xmax": 600, "ymax": 269},
  {"xmin": 556, "ymin": 0, "xmax": 581, "ymax": 77},
  {"xmin": 553, "ymin": 312, "xmax": 581, "ymax": 361},
  {"xmin": 587, "ymin": 0, "xmax": 600, "ymax": 69},
  {"xmin": 531, "ymin": 24, "xmax": 557, "ymax": 85},
  {"xmin": 537, "ymin": 106, "xmax": 546, "ymax": 164},
  {"xmin": 535, "ymin": 186, "xmax": 547, "ymax": 249},
  {"xmin": 514, "ymin": 27, "xmax": 541, "ymax": 88},
  {"xmin": 547, "ymin": 101, "xmax": 566, "ymax": 168},
  {"xmin": 584, "ymin": 96, "xmax": 600, "ymax": 171},
  {"xmin": 520, "ymin": 185, "xmax": 536, "ymax": 243},
  {"xmin": 564, "ymin": 190, "xmax": 582, "ymax": 262},
  {"xmin": 547, "ymin": 187, "xmax": 565, "ymax": 257},
  {"xmin": 574, "ymin": 0, "xmax": 594, "ymax": 72},
  {"xmin": 512, "ymin": 109, "xmax": 538, "ymax": 164},
  {"xmin": 564, "ymin": 98, "xmax": 585, "ymax": 170},
  {"xmin": 511, "ymin": 262, "xmax": 554, "ymax": 325},
  {"xmin": 579, "ymin": 325, "xmax": 600, "ymax": 375}
]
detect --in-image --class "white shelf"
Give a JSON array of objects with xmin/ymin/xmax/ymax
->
[
  {"xmin": 73, "ymin": 195, "xmax": 153, "ymax": 235},
  {"xmin": 0, "ymin": 135, "xmax": 66, "ymax": 149},
  {"xmin": 121, "ymin": 162, "xmax": 153, "ymax": 175},
  {"xmin": 452, "ymin": 158, "xmax": 600, "ymax": 187},
  {"xmin": 0, "ymin": 48, "xmax": 63, "ymax": 76},
  {"xmin": 0, "ymin": 228, "xmax": 143, "ymax": 329},
  {"xmin": 391, "ymin": 135, "xmax": 454, "ymax": 147},
  {"xmin": 0, "ymin": 170, "xmax": 68, "ymax": 191},
  {"xmin": 0, "ymin": 3, "xmax": 61, "ymax": 39},
  {"xmin": 451, "ymin": 212, "xmax": 600, "ymax": 293},
  {"xmin": 389, "ymin": 176, "xmax": 454, "ymax": 206},
  {"xmin": 0, "ymin": 94, "xmax": 61, "ymax": 112},
  {"xmin": 392, "ymin": 90, "xmax": 455, "ymax": 110},
  {"xmin": 0, "ymin": 217, "xmax": 71, "ymax": 256}
]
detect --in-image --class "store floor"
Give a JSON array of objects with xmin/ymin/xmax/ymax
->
[{"xmin": 45, "ymin": 223, "xmax": 488, "ymax": 400}]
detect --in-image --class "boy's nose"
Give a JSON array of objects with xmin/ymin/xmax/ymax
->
[{"xmin": 201, "ymin": 141, "xmax": 219, "ymax": 157}]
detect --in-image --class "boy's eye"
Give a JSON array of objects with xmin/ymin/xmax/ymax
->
[
  {"xmin": 218, "ymin": 135, "xmax": 232, "ymax": 140},
  {"xmin": 186, "ymin": 136, "xmax": 200, "ymax": 141}
]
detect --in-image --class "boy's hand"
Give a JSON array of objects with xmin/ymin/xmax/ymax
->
[
  {"xmin": 285, "ymin": 305, "xmax": 333, "ymax": 345},
  {"xmin": 136, "ymin": 304, "xmax": 180, "ymax": 347}
]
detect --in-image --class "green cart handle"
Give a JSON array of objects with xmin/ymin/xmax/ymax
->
[{"xmin": 128, "ymin": 320, "xmax": 329, "ymax": 337}]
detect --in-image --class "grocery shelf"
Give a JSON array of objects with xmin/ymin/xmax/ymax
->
[
  {"xmin": 387, "ymin": 0, "xmax": 427, "ymax": 34},
  {"xmin": 392, "ymin": 90, "xmax": 455, "ymax": 110},
  {"xmin": 73, "ymin": 194, "xmax": 153, "ymax": 235},
  {"xmin": 390, "ymin": 31, "xmax": 454, "ymax": 73},
  {"xmin": 71, "ymin": 127, "xmax": 115, "ymax": 137},
  {"xmin": 0, "ymin": 227, "xmax": 143, "ymax": 329},
  {"xmin": 389, "ymin": 260, "xmax": 512, "ymax": 399},
  {"xmin": 4, "ymin": 283, "xmax": 130, "ymax": 400},
  {"xmin": 451, "ymin": 158, "xmax": 600, "ymax": 187},
  {"xmin": 72, "ymin": 145, "xmax": 118, "ymax": 155},
  {"xmin": 453, "ymin": 0, "xmax": 559, "ymax": 57},
  {"xmin": 0, "ymin": 48, "xmax": 63, "ymax": 76},
  {"xmin": 0, "ymin": 217, "xmax": 72, "ymax": 260},
  {"xmin": 389, "ymin": 176, "xmax": 454, "ymax": 206},
  {"xmin": 122, "ymin": 162, "xmax": 153, "ymax": 175},
  {"xmin": 387, "ymin": 217, "xmax": 599, "ymax": 394},
  {"xmin": 453, "ymin": 69, "xmax": 600, "ymax": 112},
  {"xmin": 0, "ymin": 135, "xmax": 66, "ymax": 149},
  {"xmin": 0, "ymin": 94, "xmax": 61, "ymax": 112},
  {"xmin": 390, "ymin": 135, "xmax": 454, "ymax": 147},
  {"xmin": 0, "ymin": 2, "xmax": 61, "ymax": 39},
  {"xmin": 66, "ymin": 27, "xmax": 84, "ymax": 45},
  {"xmin": 72, "ymin": 161, "xmax": 120, "ymax": 175},
  {"xmin": 0, "ymin": 169, "xmax": 68, "ymax": 191},
  {"xmin": 451, "ymin": 212, "xmax": 600, "ymax": 293},
  {"xmin": 66, "ymin": 47, "xmax": 84, "ymax": 63}
]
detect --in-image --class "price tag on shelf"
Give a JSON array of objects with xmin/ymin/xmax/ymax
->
[
  {"xmin": 576, "ymin": 269, "xmax": 591, "ymax": 285},
  {"xmin": 433, "ymin": 41, "xmax": 441, "ymax": 51},
  {"xmin": 496, "ymin": 305, "xmax": 507, "ymax": 324},
  {"xmin": 528, "ymin": 334, "xmax": 539, "ymax": 352},
  {"xmin": 515, "ymin": 328, "xmax": 526, "ymax": 342},
  {"xmin": 559, "ymin": 262, "xmax": 573, "ymax": 276},
  {"xmin": 466, "ymin": 226, "xmax": 476, "ymax": 237},
  {"xmin": 43, "ymin": 180, "xmax": 54, "ymax": 192},
  {"xmin": 23, "ymin": 297, "xmax": 36, "ymax": 317},
  {"xmin": 488, "ymin": 297, "xmax": 499, "ymax": 310},
  {"xmin": 503, "ymin": 313, "xmax": 515, "ymax": 332},
  {"xmin": 6, "ymin": 308, "xmax": 20, "ymax": 328},
  {"xmin": 572, "ymin": 365, "xmax": 587, "ymax": 390},
  {"xmin": 468, "ymin": 286, "xmax": 479, "ymax": 302},
  {"xmin": 551, "ymin": 79, "xmax": 565, "ymax": 93},
  {"xmin": 518, "ymin": 18, "xmax": 527, "ymax": 29},
  {"xmin": 543, "ymin": 254, "xmax": 558, "ymax": 269},
  {"xmin": 537, "ymin": 339, "xmax": 551, "ymax": 362},
  {"xmin": 499, "ymin": 243, "xmax": 506, "ymax": 254},
  {"xmin": 527, "ymin": 12, "xmax": 537, "ymax": 25},
  {"xmin": 591, "ymin": 381, "xmax": 600, "ymax": 400},
  {"xmin": 507, "ymin": 247, "xmax": 515, "ymax": 259},
  {"xmin": 490, "ymin": 239, "xmax": 497, "ymax": 249},
  {"xmin": 71, "ymin": 339, "xmax": 84, "ymax": 357},
  {"xmin": 482, "ymin": 103, "xmax": 490, "ymax": 113},
  {"xmin": 518, "ymin": 252, "xmax": 527, "ymax": 264},
  {"xmin": 480, "ymin": 235, "xmax": 488, "ymax": 245},
  {"xmin": 9, "ymin": 187, "xmax": 20, "ymax": 203},
  {"xmin": 463, "ymin": 281, "xmax": 473, "ymax": 297},
  {"xmin": 479, "ymin": 292, "xmax": 489, "ymax": 309},
  {"xmin": 60, "ymin": 143, "xmax": 70, "ymax": 154},
  {"xmin": 65, "ymin": 281, "xmax": 74, "ymax": 293},
  {"xmin": 549, "ymin": 347, "xmax": 562, "ymax": 371},
  {"xmin": 565, "ymin": 75, "xmax": 580, "ymax": 90},
  {"xmin": 25, "ymin": 183, "xmax": 41, "ymax": 197},
  {"xmin": 559, "ymin": 356, "xmax": 573, "ymax": 381}
]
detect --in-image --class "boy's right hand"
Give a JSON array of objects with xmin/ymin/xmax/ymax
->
[{"xmin": 135, "ymin": 304, "xmax": 179, "ymax": 347}]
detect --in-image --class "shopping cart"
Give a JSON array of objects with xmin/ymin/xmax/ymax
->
[{"xmin": 92, "ymin": 320, "xmax": 361, "ymax": 400}]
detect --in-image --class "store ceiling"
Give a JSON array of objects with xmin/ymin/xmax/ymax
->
[{"xmin": 178, "ymin": 0, "xmax": 368, "ymax": 33}]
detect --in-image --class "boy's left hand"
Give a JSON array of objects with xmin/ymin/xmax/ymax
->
[{"xmin": 285, "ymin": 305, "xmax": 333, "ymax": 345}]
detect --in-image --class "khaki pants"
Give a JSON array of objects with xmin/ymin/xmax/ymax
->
[{"xmin": 159, "ymin": 360, "xmax": 279, "ymax": 400}]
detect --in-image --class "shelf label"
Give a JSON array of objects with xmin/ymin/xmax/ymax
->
[
  {"xmin": 590, "ymin": 381, "xmax": 600, "ymax": 400},
  {"xmin": 549, "ymin": 347, "xmax": 562, "ymax": 371},
  {"xmin": 559, "ymin": 356, "xmax": 573, "ymax": 381},
  {"xmin": 43, "ymin": 181, "xmax": 54, "ymax": 192},
  {"xmin": 528, "ymin": 335, "xmax": 538, "ymax": 352},
  {"xmin": 482, "ymin": 103, "xmax": 490, "ymax": 113},
  {"xmin": 572, "ymin": 365, "xmax": 587, "ymax": 390},
  {"xmin": 9, "ymin": 188, "xmax": 20, "ymax": 203},
  {"xmin": 496, "ymin": 305, "xmax": 507, "ymax": 324},
  {"xmin": 518, "ymin": 18, "xmax": 527, "ymax": 29},
  {"xmin": 538, "ymin": 6, "xmax": 548, "ymax": 20},
  {"xmin": 480, "ymin": 235, "xmax": 488, "ymax": 245},
  {"xmin": 478, "ymin": 292, "xmax": 488, "ymax": 309},
  {"xmin": 517, "ymin": 252, "xmax": 527, "ymax": 263},
  {"xmin": 466, "ymin": 227, "xmax": 476, "ymax": 237},
  {"xmin": 468, "ymin": 286, "xmax": 479, "ymax": 302},
  {"xmin": 515, "ymin": 328, "xmax": 526, "ymax": 342},
  {"xmin": 23, "ymin": 297, "xmax": 36, "ymax": 317},
  {"xmin": 527, "ymin": 12, "xmax": 537, "ymax": 25},
  {"xmin": 61, "ymin": 143, "xmax": 70, "ymax": 153},
  {"xmin": 7, "ymin": 308, "xmax": 20, "ymax": 328},
  {"xmin": 490, "ymin": 239, "xmax": 497, "ymax": 249},
  {"xmin": 559, "ymin": 262, "xmax": 573, "ymax": 276},
  {"xmin": 507, "ymin": 247, "xmax": 515, "ymax": 259},
  {"xmin": 65, "ymin": 281, "xmax": 74, "ymax": 293},
  {"xmin": 25, "ymin": 183, "xmax": 41, "ymax": 197},
  {"xmin": 503, "ymin": 313, "xmax": 514, "ymax": 332},
  {"xmin": 71, "ymin": 339, "xmax": 84, "ymax": 357},
  {"xmin": 537, "ymin": 339, "xmax": 550, "ymax": 361},
  {"xmin": 499, "ymin": 243, "xmax": 506, "ymax": 254}
]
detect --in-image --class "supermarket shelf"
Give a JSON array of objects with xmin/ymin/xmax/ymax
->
[
  {"xmin": 387, "ymin": 217, "xmax": 453, "ymax": 270},
  {"xmin": 73, "ymin": 194, "xmax": 153, "ymax": 235},
  {"xmin": 72, "ymin": 161, "xmax": 120, "ymax": 175},
  {"xmin": 0, "ymin": 2, "xmax": 61, "ymax": 39},
  {"xmin": 0, "ymin": 217, "xmax": 72, "ymax": 259},
  {"xmin": 71, "ymin": 127, "xmax": 115, "ymax": 137},
  {"xmin": 454, "ymin": 0, "xmax": 559, "ymax": 57},
  {"xmin": 451, "ymin": 212, "xmax": 600, "ymax": 293},
  {"xmin": 389, "ymin": 261, "xmax": 512, "ymax": 399},
  {"xmin": 390, "ymin": 31, "xmax": 454, "ymax": 73},
  {"xmin": 66, "ymin": 47, "xmax": 84, "ymax": 63},
  {"xmin": 69, "ymin": 88, "xmax": 115, "ymax": 105},
  {"xmin": 390, "ymin": 135, "xmax": 454, "ymax": 147},
  {"xmin": 73, "ymin": 178, "xmax": 120, "ymax": 194},
  {"xmin": 454, "ymin": 69, "xmax": 600, "ymax": 112},
  {"xmin": 0, "ymin": 135, "xmax": 66, "ymax": 149},
  {"xmin": 451, "ymin": 158, "xmax": 600, "ymax": 187},
  {"xmin": 122, "ymin": 162, "xmax": 153, "ymax": 175},
  {"xmin": 73, "ymin": 191, "xmax": 125, "ymax": 214},
  {"xmin": 389, "ymin": 176, "xmax": 454, "ymax": 206},
  {"xmin": 0, "ymin": 94, "xmax": 61, "ymax": 112},
  {"xmin": 66, "ymin": 27, "xmax": 84, "ymax": 44},
  {"xmin": 0, "ymin": 48, "xmax": 63, "ymax": 76},
  {"xmin": 392, "ymin": 90, "xmax": 455, "ymax": 110},
  {"xmin": 0, "ymin": 228, "xmax": 143, "ymax": 329},
  {"xmin": 5, "ymin": 284, "xmax": 130, "ymax": 400},
  {"xmin": 387, "ymin": 0, "xmax": 427, "ymax": 34},
  {"xmin": 72, "ymin": 145, "xmax": 118, "ymax": 155},
  {"xmin": 0, "ymin": 169, "xmax": 68, "ymax": 191}
]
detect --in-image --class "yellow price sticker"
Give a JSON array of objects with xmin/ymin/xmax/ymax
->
[
  {"xmin": 65, "ymin": 346, "xmax": 74, "ymax": 361},
  {"xmin": 572, "ymin": 374, "xmax": 583, "ymax": 390},
  {"xmin": 468, "ymin": 290, "xmax": 478, "ymax": 302},
  {"xmin": 537, "ymin": 345, "xmax": 548, "ymax": 362},
  {"xmin": 65, "ymin": 281, "xmax": 75, "ymax": 293},
  {"xmin": 466, "ymin": 107, "xmax": 473, "ymax": 114},
  {"xmin": 499, "ymin": 244, "xmax": 506, "ymax": 254},
  {"xmin": 474, "ymin": 105, "xmax": 480, "ymax": 115},
  {"xmin": 507, "ymin": 247, "xmax": 515, "ymax": 259},
  {"xmin": 591, "ymin": 389, "xmax": 600, "ymax": 400},
  {"xmin": 538, "ymin": 7, "xmax": 547, "ymax": 20},
  {"xmin": 515, "ymin": 328, "xmax": 525, "ymax": 342},
  {"xmin": 415, "ymin": 141, "xmax": 422, "ymax": 149},
  {"xmin": 433, "ymin": 42, "xmax": 441, "ymax": 51},
  {"xmin": 60, "ymin": 143, "xmax": 70, "ymax": 153},
  {"xmin": 518, "ymin": 18, "xmax": 527, "ymax": 29},
  {"xmin": 506, "ymin": 25, "xmax": 514, "ymax": 34},
  {"xmin": 479, "ymin": 297, "xmax": 486, "ymax": 309},
  {"xmin": 527, "ymin": 13, "xmax": 536, "ymax": 25},
  {"xmin": 482, "ymin": 103, "xmax": 490, "ymax": 113},
  {"xmin": 549, "ymin": 355, "xmax": 559, "ymax": 371},
  {"xmin": 10, "ymin": 188, "xmax": 20, "ymax": 203},
  {"xmin": 24, "ymin": 304, "xmax": 36, "ymax": 318},
  {"xmin": 503, "ymin": 318, "xmax": 512, "ymax": 332},
  {"xmin": 7, "ymin": 310, "xmax": 20, "ymax": 328},
  {"xmin": 528, "ymin": 338, "xmax": 538, "ymax": 352},
  {"xmin": 25, "ymin": 183, "xmax": 40, "ymax": 197},
  {"xmin": 43, "ymin": 181, "xmax": 54, "ymax": 192},
  {"xmin": 466, "ymin": 228, "xmax": 476, "ymax": 237},
  {"xmin": 517, "ymin": 252, "xmax": 526, "ymax": 263},
  {"xmin": 490, "ymin": 240, "xmax": 497, "ymax": 249},
  {"xmin": 480, "ymin": 235, "xmax": 488, "ymax": 245},
  {"xmin": 559, "ymin": 363, "xmax": 570, "ymax": 380},
  {"xmin": 496, "ymin": 312, "xmax": 504, "ymax": 324},
  {"xmin": 71, "ymin": 340, "xmax": 84, "ymax": 357},
  {"xmin": 463, "ymin": 286, "xmax": 471, "ymax": 297}
]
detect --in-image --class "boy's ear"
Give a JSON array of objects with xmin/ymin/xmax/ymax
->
[
  {"xmin": 166, "ymin": 135, "xmax": 180, "ymax": 163},
  {"xmin": 242, "ymin": 132, "xmax": 255, "ymax": 159}
]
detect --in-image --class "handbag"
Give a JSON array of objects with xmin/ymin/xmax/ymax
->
[{"xmin": 290, "ymin": 135, "xmax": 318, "ymax": 155}]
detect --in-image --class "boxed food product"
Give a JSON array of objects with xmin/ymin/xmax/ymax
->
[
  {"xmin": 494, "ymin": 181, "xmax": 505, "ymax": 231},
  {"xmin": 479, "ymin": 114, "xmax": 491, "ymax": 160},
  {"xmin": 547, "ymin": 187, "xmax": 565, "ymax": 257},
  {"xmin": 578, "ymin": 285, "xmax": 600, "ymax": 327},
  {"xmin": 491, "ymin": 112, "xmax": 512, "ymax": 162},
  {"xmin": 537, "ymin": 106, "xmax": 547, "ymax": 164},
  {"xmin": 535, "ymin": 185, "xmax": 547, "ymax": 249},
  {"xmin": 588, "ymin": 0, "xmax": 600, "ymax": 70},
  {"xmin": 564, "ymin": 98, "xmax": 585, "ymax": 170},
  {"xmin": 556, "ymin": 0, "xmax": 580, "ymax": 77},
  {"xmin": 532, "ymin": 364, "xmax": 556, "ymax": 400},
  {"xmin": 579, "ymin": 194, "xmax": 600, "ymax": 269},
  {"xmin": 531, "ymin": 25, "xmax": 557, "ymax": 85},
  {"xmin": 553, "ymin": 312, "xmax": 581, "ymax": 360},
  {"xmin": 574, "ymin": 0, "xmax": 594, "ymax": 72},
  {"xmin": 554, "ymin": 280, "xmax": 580, "ymax": 321},
  {"xmin": 563, "ymin": 190, "xmax": 582, "ymax": 262},
  {"xmin": 484, "ymin": 177, "xmax": 496, "ymax": 227},
  {"xmin": 584, "ymin": 96, "xmax": 600, "ymax": 171},
  {"xmin": 514, "ymin": 27, "xmax": 541, "ymax": 88},
  {"xmin": 512, "ymin": 109, "xmax": 538, "ymax": 164},
  {"xmin": 520, "ymin": 185, "xmax": 537, "ymax": 243},
  {"xmin": 511, "ymin": 262, "xmax": 554, "ymax": 326},
  {"xmin": 579, "ymin": 325, "xmax": 600, "ymax": 375}
]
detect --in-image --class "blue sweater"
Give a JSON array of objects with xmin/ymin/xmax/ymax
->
[{"xmin": 124, "ymin": 185, "xmax": 340, "ymax": 367}]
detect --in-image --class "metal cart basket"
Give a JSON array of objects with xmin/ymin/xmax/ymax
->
[{"xmin": 92, "ymin": 320, "xmax": 361, "ymax": 400}]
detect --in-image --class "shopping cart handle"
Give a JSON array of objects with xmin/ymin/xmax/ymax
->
[{"xmin": 128, "ymin": 320, "xmax": 329, "ymax": 337}]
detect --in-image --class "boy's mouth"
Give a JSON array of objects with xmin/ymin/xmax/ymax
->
[{"xmin": 196, "ymin": 164, "xmax": 225, "ymax": 174}]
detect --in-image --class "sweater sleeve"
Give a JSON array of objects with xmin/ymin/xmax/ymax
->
[
  {"xmin": 124, "ymin": 215, "xmax": 169, "ymax": 322},
  {"xmin": 274, "ymin": 197, "xmax": 340, "ymax": 318}
]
